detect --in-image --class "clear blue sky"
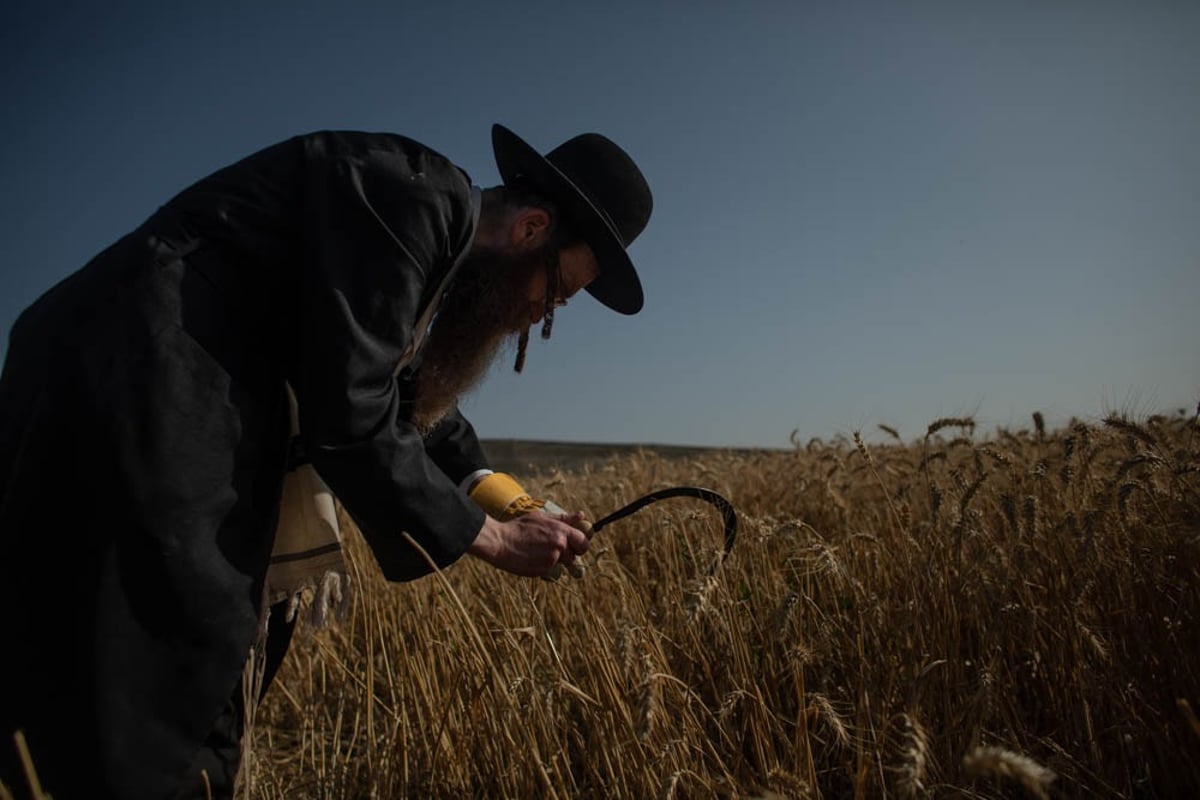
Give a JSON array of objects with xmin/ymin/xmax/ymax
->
[{"xmin": 3, "ymin": 1, "xmax": 1197, "ymax": 448}]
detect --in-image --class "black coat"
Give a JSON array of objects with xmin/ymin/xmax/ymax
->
[{"xmin": 0, "ymin": 131, "xmax": 491, "ymax": 799}]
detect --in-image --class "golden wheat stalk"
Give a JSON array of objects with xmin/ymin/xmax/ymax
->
[{"xmin": 963, "ymin": 746, "xmax": 1056, "ymax": 799}]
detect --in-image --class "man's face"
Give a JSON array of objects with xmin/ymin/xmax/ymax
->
[
  {"xmin": 409, "ymin": 239, "xmax": 599, "ymax": 436},
  {"xmin": 524, "ymin": 241, "xmax": 600, "ymax": 325}
]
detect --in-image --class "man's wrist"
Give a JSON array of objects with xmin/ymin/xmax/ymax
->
[{"xmin": 467, "ymin": 515, "xmax": 503, "ymax": 563}]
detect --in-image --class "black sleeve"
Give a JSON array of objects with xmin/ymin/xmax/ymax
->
[
  {"xmin": 422, "ymin": 406, "xmax": 490, "ymax": 485},
  {"xmin": 294, "ymin": 132, "xmax": 484, "ymax": 581}
]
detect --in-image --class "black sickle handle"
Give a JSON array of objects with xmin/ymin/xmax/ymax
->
[{"xmin": 590, "ymin": 486, "xmax": 738, "ymax": 570}]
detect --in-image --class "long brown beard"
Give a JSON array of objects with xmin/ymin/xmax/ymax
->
[{"xmin": 410, "ymin": 245, "xmax": 556, "ymax": 437}]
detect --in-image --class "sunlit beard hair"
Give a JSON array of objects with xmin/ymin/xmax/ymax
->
[{"xmin": 410, "ymin": 245, "xmax": 552, "ymax": 437}]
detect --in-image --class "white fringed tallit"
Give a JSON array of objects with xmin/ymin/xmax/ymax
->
[{"xmin": 263, "ymin": 386, "xmax": 350, "ymax": 629}]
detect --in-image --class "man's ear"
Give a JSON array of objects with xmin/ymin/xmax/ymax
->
[{"xmin": 509, "ymin": 208, "xmax": 552, "ymax": 251}]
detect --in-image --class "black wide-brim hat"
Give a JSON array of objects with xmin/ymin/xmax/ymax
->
[{"xmin": 491, "ymin": 124, "xmax": 652, "ymax": 315}]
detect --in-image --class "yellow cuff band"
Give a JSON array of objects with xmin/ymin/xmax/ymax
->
[{"xmin": 468, "ymin": 472, "xmax": 545, "ymax": 521}]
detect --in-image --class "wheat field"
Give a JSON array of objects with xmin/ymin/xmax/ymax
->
[{"xmin": 240, "ymin": 410, "xmax": 1199, "ymax": 799}]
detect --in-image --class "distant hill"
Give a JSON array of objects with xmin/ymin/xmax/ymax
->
[{"xmin": 478, "ymin": 439, "xmax": 781, "ymax": 477}]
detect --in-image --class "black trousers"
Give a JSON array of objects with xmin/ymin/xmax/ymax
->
[
  {"xmin": 170, "ymin": 601, "xmax": 297, "ymax": 800},
  {"xmin": 1, "ymin": 602, "xmax": 295, "ymax": 800}
]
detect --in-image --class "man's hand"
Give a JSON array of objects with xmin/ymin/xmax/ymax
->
[
  {"xmin": 467, "ymin": 512, "xmax": 590, "ymax": 578},
  {"xmin": 466, "ymin": 472, "xmax": 593, "ymax": 579}
]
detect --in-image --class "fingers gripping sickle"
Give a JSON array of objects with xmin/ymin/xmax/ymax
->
[{"xmin": 539, "ymin": 500, "xmax": 594, "ymax": 581}]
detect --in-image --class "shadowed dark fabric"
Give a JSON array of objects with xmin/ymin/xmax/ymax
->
[{"xmin": 0, "ymin": 131, "xmax": 491, "ymax": 799}]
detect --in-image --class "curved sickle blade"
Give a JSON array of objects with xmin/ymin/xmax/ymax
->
[{"xmin": 591, "ymin": 486, "xmax": 738, "ymax": 570}]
